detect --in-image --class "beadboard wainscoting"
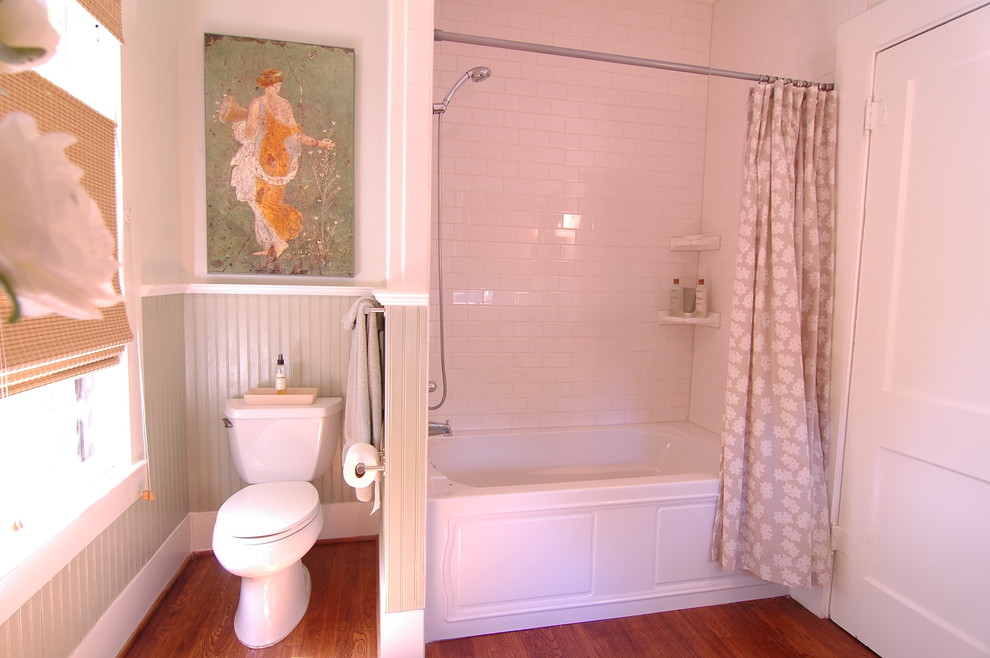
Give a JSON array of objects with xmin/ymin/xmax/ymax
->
[
  {"xmin": 381, "ymin": 304, "xmax": 429, "ymax": 613},
  {"xmin": 184, "ymin": 292, "xmax": 361, "ymax": 512}
]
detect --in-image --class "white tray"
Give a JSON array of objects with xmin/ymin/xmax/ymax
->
[{"xmin": 242, "ymin": 387, "xmax": 318, "ymax": 405}]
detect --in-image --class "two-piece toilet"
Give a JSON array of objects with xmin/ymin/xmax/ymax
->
[{"xmin": 213, "ymin": 396, "xmax": 344, "ymax": 649}]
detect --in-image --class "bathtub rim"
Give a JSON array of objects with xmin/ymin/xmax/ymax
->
[
  {"xmin": 427, "ymin": 420, "xmax": 718, "ymax": 443},
  {"xmin": 427, "ymin": 420, "xmax": 722, "ymax": 499}
]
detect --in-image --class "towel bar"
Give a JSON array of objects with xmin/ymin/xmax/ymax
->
[{"xmin": 363, "ymin": 307, "xmax": 385, "ymax": 314}]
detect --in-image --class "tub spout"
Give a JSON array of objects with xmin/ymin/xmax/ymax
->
[{"xmin": 428, "ymin": 420, "xmax": 452, "ymax": 436}]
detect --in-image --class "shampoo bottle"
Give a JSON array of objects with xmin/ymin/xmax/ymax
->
[
  {"xmin": 275, "ymin": 354, "xmax": 287, "ymax": 394},
  {"xmin": 694, "ymin": 278, "xmax": 708, "ymax": 318},
  {"xmin": 669, "ymin": 278, "xmax": 684, "ymax": 317}
]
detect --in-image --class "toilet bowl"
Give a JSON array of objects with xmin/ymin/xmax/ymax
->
[
  {"xmin": 213, "ymin": 480, "xmax": 325, "ymax": 648},
  {"xmin": 213, "ymin": 397, "xmax": 343, "ymax": 649}
]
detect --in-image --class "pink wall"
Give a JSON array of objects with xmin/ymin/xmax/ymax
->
[{"xmin": 431, "ymin": 0, "xmax": 714, "ymax": 431}]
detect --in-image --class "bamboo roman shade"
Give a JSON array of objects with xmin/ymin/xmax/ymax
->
[{"xmin": 0, "ymin": 71, "xmax": 132, "ymax": 398}]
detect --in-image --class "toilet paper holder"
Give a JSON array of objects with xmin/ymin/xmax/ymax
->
[{"xmin": 353, "ymin": 451, "xmax": 385, "ymax": 478}]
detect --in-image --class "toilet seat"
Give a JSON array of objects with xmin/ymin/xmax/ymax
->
[{"xmin": 216, "ymin": 481, "xmax": 321, "ymax": 545}]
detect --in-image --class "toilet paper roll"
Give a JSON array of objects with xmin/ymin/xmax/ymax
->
[
  {"xmin": 343, "ymin": 443, "xmax": 381, "ymax": 514},
  {"xmin": 343, "ymin": 443, "xmax": 380, "ymax": 487}
]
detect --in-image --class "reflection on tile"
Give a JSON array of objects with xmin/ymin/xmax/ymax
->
[{"xmin": 452, "ymin": 290, "xmax": 495, "ymax": 305}]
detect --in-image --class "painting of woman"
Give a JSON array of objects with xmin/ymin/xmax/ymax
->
[
  {"xmin": 205, "ymin": 35, "xmax": 354, "ymax": 276},
  {"xmin": 222, "ymin": 68, "xmax": 334, "ymax": 259}
]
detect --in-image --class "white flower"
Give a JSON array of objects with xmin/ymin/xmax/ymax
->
[
  {"xmin": 0, "ymin": 112, "xmax": 121, "ymax": 320},
  {"xmin": 0, "ymin": 0, "xmax": 60, "ymax": 73}
]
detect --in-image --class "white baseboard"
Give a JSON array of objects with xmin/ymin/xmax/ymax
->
[
  {"xmin": 191, "ymin": 502, "xmax": 380, "ymax": 551},
  {"xmin": 381, "ymin": 609, "xmax": 425, "ymax": 658},
  {"xmin": 320, "ymin": 500, "xmax": 380, "ymax": 540},
  {"xmin": 190, "ymin": 510, "xmax": 218, "ymax": 552},
  {"xmin": 790, "ymin": 582, "xmax": 828, "ymax": 617},
  {"xmin": 71, "ymin": 515, "xmax": 191, "ymax": 658}
]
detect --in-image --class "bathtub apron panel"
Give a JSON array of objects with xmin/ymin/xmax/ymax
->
[{"xmin": 425, "ymin": 422, "xmax": 786, "ymax": 641}]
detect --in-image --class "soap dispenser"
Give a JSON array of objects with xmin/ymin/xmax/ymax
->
[
  {"xmin": 669, "ymin": 278, "xmax": 684, "ymax": 317},
  {"xmin": 694, "ymin": 278, "xmax": 708, "ymax": 318},
  {"xmin": 275, "ymin": 354, "xmax": 287, "ymax": 395}
]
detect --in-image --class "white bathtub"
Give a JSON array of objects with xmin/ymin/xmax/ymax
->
[{"xmin": 425, "ymin": 422, "xmax": 785, "ymax": 641}]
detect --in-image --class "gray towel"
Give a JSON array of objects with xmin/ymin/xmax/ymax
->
[{"xmin": 342, "ymin": 297, "xmax": 383, "ymax": 502}]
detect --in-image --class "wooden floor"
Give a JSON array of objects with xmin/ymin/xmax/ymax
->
[
  {"xmin": 426, "ymin": 597, "xmax": 878, "ymax": 657},
  {"xmin": 123, "ymin": 539, "xmax": 876, "ymax": 658},
  {"xmin": 121, "ymin": 539, "xmax": 378, "ymax": 658}
]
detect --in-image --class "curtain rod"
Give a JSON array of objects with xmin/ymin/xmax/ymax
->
[{"xmin": 435, "ymin": 29, "xmax": 835, "ymax": 91}]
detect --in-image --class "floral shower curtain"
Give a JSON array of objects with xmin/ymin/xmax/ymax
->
[{"xmin": 712, "ymin": 81, "xmax": 838, "ymax": 589}]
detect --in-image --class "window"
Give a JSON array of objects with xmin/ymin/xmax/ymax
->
[
  {"xmin": 0, "ymin": 0, "xmax": 144, "ymax": 622},
  {"xmin": 0, "ymin": 362, "xmax": 131, "ymax": 574}
]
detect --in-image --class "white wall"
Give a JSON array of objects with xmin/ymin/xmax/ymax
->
[
  {"xmin": 123, "ymin": 1, "xmax": 184, "ymax": 285},
  {"xmin": 129, "ymin": 0, "xmax": 391, "ymax": 289}
]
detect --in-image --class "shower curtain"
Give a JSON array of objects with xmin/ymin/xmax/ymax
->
[{"xmin": 712, "ymin": 81, "xmax": 838, "ymax": 589}]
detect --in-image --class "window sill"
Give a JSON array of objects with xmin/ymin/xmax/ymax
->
[{"xmin": 0, "ymin": 459, "xmax": 148, "ymax": 624}]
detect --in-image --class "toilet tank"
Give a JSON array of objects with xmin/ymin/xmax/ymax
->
[{"xmin": 223, "ymin": 397, "xmax": 344, "ymax": 484}]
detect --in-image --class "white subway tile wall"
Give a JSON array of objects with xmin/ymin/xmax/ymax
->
[{"xmin": 432, "ymin": 0, "xmax": 713, "ymax": 431}]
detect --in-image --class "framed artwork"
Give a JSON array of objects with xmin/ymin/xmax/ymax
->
[{"xmin": 204, "ymin": 34, "xmax": 354, "ymax": 277}]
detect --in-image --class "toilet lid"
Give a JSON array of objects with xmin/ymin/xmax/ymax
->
[{"xmin": 217, "ymin": 481, "xmax": 321, "ymax": 541}]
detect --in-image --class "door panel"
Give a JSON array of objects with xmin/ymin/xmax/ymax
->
[{"xmin": 830, "ymin": 5, "xmax": 990, "ymax": 657}]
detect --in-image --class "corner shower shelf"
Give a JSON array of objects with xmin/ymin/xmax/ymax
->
[{"xmin": 658, "ymin": 311, "xmax": 720, "ymax": 328}]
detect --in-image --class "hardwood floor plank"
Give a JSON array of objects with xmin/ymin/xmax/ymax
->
[
  {"xmin": 686, "ymin": 599, "xmax": 785, "ymax": 656},
  {"xmin": 572, "ymin": 612, "xmax": 654, "ymax": 657},
  {"xmin": 751, "ymin": 597, "xmax": 873, "ymax": 657},
  {"xmin": 637, "ymin": 610, "xmax": 726, "ymax": 656},
  {"xmin": 471, "ymin": 628, "xmax": 530, "ymax": 657},
  {"xmin": 518, "ymin": 625, "xmax": 573, "ymax": 657}
]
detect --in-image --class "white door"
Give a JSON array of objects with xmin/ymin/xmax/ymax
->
[{"xmin": 829, "ymin": 5, "xmax": 990, "ymax": 657}]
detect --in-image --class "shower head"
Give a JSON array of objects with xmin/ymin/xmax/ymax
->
[
  {"xmin": 433, "ymin": 65, "xmax": 492, "ymax": 114},
  {"xmin": 465, "ymin": 65, "xmax": 492, "ymax": 82}
]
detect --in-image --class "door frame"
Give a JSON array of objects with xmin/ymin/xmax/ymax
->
[{"xmin": 809, "ymin": 0, "xmax": 990, "ymax": 620}]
